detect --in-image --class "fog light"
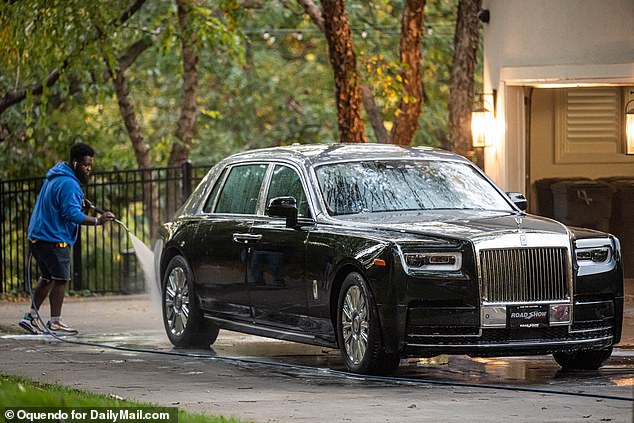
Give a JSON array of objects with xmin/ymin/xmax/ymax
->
[
  {"xmin": 482, "ymin": 305, "xmax": 506, "ymax": 327},
  {"xmin": 549, "ymin": 304, "xmax": 571, "ymax": 325}
]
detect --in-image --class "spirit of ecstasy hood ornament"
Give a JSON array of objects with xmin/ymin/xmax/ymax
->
[{"xmin": 514, "ymin": 214, "xmax": 523, "ymax": 230}]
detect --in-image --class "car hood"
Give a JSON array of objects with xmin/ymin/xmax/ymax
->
[{"xmin": 332, "ymin": 210, "xmax": 570, "ymax": 242}]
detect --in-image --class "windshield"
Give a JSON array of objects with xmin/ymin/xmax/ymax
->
[{"xmin": 315, "ymin": 160, "xmax": 513, "ymax": 216}]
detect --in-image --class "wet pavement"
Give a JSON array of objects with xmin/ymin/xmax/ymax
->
[{"xmin": 1, "ymin": 294, "xmax": 633, "ymax": 422}]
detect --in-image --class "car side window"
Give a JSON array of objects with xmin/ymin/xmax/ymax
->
[
  {"xmin": 215, "ymin": 164, "xmax": 268, "ymax": 214},
  {"xmin": 202, "ymin": 168, "xmax": 228, "ymax": 213},
  {"xmin": 266, "ymin": 165, "xmax": 311, "ymax": 218}
]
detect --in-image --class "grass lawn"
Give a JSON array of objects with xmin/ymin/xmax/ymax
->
[{"xmin": 0, "ymin": 374, "xmax": 247, "ymax": 422}]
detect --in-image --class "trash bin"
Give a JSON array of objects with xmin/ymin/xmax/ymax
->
[
  {"xmin": 550, "ymin": 180, "xmax": 615, "ymax": 232},
  {"xmin": 605, "ymin": 179, "xmax": 634, "ymax": 278},
  {"xmin": 534, "ymin": 177, "xmax": 591, "ymax": 219},
  {"xmin": 597, "ymin": 176, "xmax": 634, "ymax": 183},
  {"xmin": 122, "ymin": 248, "xmax": 144, "ymax": 294}
]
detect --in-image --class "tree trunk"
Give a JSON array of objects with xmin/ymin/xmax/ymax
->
[
  {"xmin": 447, "ymin": 0, "xmax": 482, "ymax": 157},
  {"xmin": 298, "ymin": 0, "xmax": 388, "ymax": 143},
  {"xmin": 321, "ymin": 0, "xmax": 366, "ymax": 143},
  {"xmin": 112, "ymin": 71, "xmax": 151, "ymax": 169},
  {"xmin": 169, "ymin": 0, "xmax": 199, "ymax": 166},
  {"xmin": 390, "ymin": 0, "xmax": 426, "ymax": 146},
  {"xmin": 111, "ymin": 69, "xmax": 159, "ymax": 237},
  {"xmin": 361, "ymin": 85, "xmax": 389, "ymax": 143}
]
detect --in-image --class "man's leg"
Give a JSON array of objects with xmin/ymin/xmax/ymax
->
[
  {"xmin": 47, "ymin": 278, "xmax": 77, "ymax": 335},
  {"xmin": 19, "ymin": 277, "xmax": 52, "ymax": 334},
  {"xmin": 48, "ymin": 279, "xmax": 67, "ymax": 320},
  {"xmin": 32, "ymin": 277, "xmax": 54, "ymax": 312}
]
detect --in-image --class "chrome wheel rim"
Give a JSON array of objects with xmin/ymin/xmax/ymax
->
[
  {"xmin": 341, "ymin": 285, "xmax": 369, "ymax": 365},
  {"xmin": 164, "ymin": 266, "xmax": 190, "ymax": 337}
]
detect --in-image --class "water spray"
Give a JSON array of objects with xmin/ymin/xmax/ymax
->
[{"xmin": 84, "ymin": 199, "xmax": 160, "ymax": 305}]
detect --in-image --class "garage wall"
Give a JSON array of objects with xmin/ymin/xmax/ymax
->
[
  {"xmin": 482, "ymin": 0, "xmax": 634, "ymax": 88},
  {"xmin": 529, "ymin": 88, "xmax": 634, "ymax": 212}
]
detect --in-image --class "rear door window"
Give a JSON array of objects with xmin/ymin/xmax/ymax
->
[{"xmin": 215, "ymin": 164, "xmax": 268, "ymax": 215}]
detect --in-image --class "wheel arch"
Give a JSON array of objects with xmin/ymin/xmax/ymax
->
[
  {"xmin": 329, "ymin": 262, "xmax": 378, "ymax": 346},
  {"xmin": 160, "ymin": 244, "xmax": 191, "ymax": 289}
]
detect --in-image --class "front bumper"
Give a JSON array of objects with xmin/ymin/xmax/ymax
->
[
  {"xmin": 403, "ymin": 322, "xmax": 614, "ymax": 357},
  {"xmin": 397, "ymin": 297, "xmax": 621, "ymax": 357}
]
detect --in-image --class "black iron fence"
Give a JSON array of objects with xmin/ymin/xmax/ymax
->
[{"xmin": 1, "ymin": 162, "xmax": 211, "ymax": 295}]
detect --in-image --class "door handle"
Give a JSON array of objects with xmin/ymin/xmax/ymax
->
[{"xmin": 232, "ymin": 233, "xmax": 262, "ymax": 244}]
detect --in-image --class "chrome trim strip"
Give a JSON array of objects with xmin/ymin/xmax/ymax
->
[
  {"xmin": 407, "ymin": 336, "xmax": 613, "ymax": 349},
  {"xmin": 204, "ymin": 314, "xmax": 317, "ymax": 341},
  {"xmin": 575, "ymin": 300, "xmax": 613, "ymax": 306},
  {"xmin": 569, "ymin": 326, "xmax": 612, "ymax": 334}
]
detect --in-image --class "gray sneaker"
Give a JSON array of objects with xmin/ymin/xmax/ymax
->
[{"xmin": 46, "ymin": 319, "xmax": 78, "ymax": 335}]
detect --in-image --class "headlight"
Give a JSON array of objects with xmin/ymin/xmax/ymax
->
[
  {"xmin": 575, "ymin": 247, "xmax": 610, "ymax": 263},
  {"xmin": 574, "ymin": 238, "xmax": 616, "ymax": 276},
  {"xmin": 404, "ymin": 252, "xmax": 462, "ymax": 271}
]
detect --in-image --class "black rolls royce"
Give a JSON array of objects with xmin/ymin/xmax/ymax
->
[{"xmin": 156, "ymin": 144, "xmax": 623, "ymax": 374}]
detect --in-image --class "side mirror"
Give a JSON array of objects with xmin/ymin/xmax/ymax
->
[
  {"xmin": 266, "ymin": 196, "xmax": 298, "ymax": 228},
  {"xmin": 507, "ymin": 192, "xmax": 528, "ymax": 211}
]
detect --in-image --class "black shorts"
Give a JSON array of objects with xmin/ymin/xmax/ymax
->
[{"xmin": 30, "ymin": 241, "xmax": 71, "ymax": 281}]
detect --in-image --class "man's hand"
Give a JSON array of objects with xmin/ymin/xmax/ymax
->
[{"xmin": 97, "ymin": 211, "xmax": 116, "ymax": 224}]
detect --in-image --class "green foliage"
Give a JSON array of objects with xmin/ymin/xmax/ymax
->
[{"xmin": 1, "ymin": 0, "xmax": 465, "ymax": 179}]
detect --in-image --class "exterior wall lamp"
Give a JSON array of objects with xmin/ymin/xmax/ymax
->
[
  {"xmin": 471, "ymin": 90, "xmax": 497, "ymax": 148},
  {"xmin": 626, "ymin": 94, "xmax": 634, "ymax": 155}
]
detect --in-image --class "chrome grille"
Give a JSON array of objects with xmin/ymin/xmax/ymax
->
[{"xmin": 480, "ymin": 248, "xmax": 569, "ymax": 303}]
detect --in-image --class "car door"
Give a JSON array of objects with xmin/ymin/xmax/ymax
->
[
  {"xmin": 248, "ymin": 164, "xmax": 313, "ymax": 331},
  {"xmin": 193, "ymin": 163, "xmax": 268, "ymax": 322}
]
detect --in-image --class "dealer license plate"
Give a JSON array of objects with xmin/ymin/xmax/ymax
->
[{"xmin": 508, "ymin": 304, "xmax": 549, "ymax": 328}]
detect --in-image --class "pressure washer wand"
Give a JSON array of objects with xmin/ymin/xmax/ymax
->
[
  {"xmin": 84, "ymin": 199, "xmax": 106, "ymax": 215},
  {"xmin": 85, "ymin": 199, "xmax": 129, "ymax": 232},
  {"xmin": 113, "ymin": 219, "xmax": 129, "ymax": 233}
]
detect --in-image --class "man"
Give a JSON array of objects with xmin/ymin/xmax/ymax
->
[{"xmin": 19, "ymin": 143, "xmax": 115, "ymax": 335}]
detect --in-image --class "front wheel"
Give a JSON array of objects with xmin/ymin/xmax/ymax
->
[
  {"xmin": 336, "ymin": 272, "xmax": 399, "ymax": 375},
  {"xmin": 162, "ymin": 255, "xmax": 219, "ymax": 348},
  {"xmin": 553, "ymin": 347, "xmax": 613, "ymax": 370}
]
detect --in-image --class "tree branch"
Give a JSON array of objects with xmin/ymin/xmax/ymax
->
[
  {"xmin": 0, "ymin": 0, "xmax": 148, "ymax": 116},
  {"xmin": 296, "ymin": 0, "xmax": 324, "ymax": 31},
  {"xmin": 361, "ymin": 85, "xmax": 388, "ymax": 143},
  {"xmin": 102, "ymin": 36, "xmax": 154, "ymax": 80}
]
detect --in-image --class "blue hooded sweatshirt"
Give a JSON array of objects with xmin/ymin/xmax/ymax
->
[{"xmin": 27, "ymin": 162, "xmax": 88, "ymax": 245}]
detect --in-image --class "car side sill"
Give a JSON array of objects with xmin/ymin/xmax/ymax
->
[{"xmin": 204, "ymin": 314, "xmax": 337, "ymax": 348}]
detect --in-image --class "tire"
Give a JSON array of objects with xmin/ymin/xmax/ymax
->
[
  {"xmin": 336, "ymin": 272, "xmax": 399, "ymax": 375},
  {"xmin": 553, "ymin": 347, "xmax": 613, "ymax": 371},
  {"xmin": 162, "ymin": 255, "xmax": 219, "ymax": 348}
]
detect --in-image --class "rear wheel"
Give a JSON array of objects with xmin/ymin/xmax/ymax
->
[
  {"xmin": 162, "ymin": 255, "xmax": 219, "ymax": 348},
  {"xmin": 336, "ymin": 272, "xmax": 399, "ymax": 375},
  {"xmin": 553, "ymin": 347, "xmax": 613, "ymax": 370}
]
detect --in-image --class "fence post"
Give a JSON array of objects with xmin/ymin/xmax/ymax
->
[
  {"xmin": 73, "ymin": 228, "xmax": 82, "ymax": 291},
  {"xmin": 182, "ymin": 160, "xmax": 193, "ymax": 201}
]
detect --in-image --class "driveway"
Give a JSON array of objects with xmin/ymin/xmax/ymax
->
[{"xmin": 1, "ymin": 288, "xmax": 633, "ymax": 422}]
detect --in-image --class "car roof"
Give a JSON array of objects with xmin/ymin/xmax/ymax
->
[{"xmin": 225, "ymin": 143, "xmax": 471, "ymax": 167}]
